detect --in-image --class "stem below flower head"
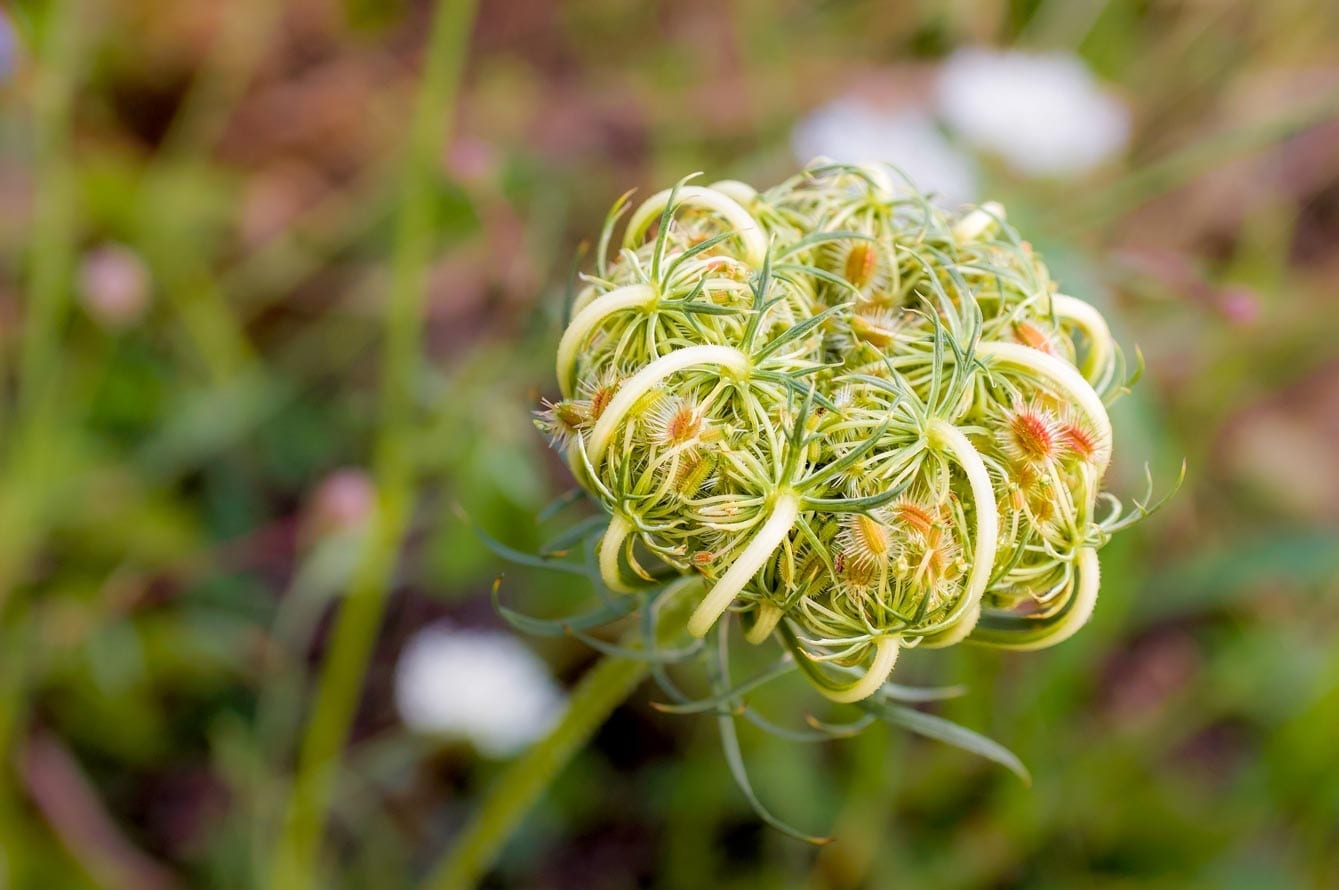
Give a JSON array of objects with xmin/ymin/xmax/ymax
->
[
  {"xmin": 556, "ymin": 283, "xmax": 656, "ymax": 399},
  {"xmin": 1049, "ymin": 294, "xmax": 1114, "ymax": 388},
  {"xmin": 624, "ymin": 185, "xmax": 768, "ymax": 267},
  {"xmin": 687, "ymin": 492, "xmax": 800, "ymax": 639},
  {"xmin": 428, "ymin": 655, "xmax": 648, "ymax": 890},
  {"xmin": 976, "ymin": 341, "xmax": 1114, "ymax": 477},
  {"xmin": 926, "ymin": 419, "xmax": 999, "ymax": 634},
  {"xmin": 582, "ymin": 344, "xmax": 751, "ymax": 472},
  {"xmin": 422, "ymin": 577, "xmax": 702, "ymax": 890}
]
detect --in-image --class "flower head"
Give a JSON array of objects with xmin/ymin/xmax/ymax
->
[
  {"xmin": 536, "ymin": 161, "xmax": 1151, "ymax": 709},
  {"xmin": 522, "ymin": 163, "xmax": 1168, "ymax": 839}
]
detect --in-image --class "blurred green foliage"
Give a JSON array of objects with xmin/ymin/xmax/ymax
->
[{"xmin": 0, "ymin": 0, "xmax": 1337, "ymax": 887}]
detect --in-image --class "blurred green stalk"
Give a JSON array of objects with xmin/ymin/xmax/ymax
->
[
  {"xmin": 422, "ymin": 584, "xmax": 701, "ymax": 890},
  {"xmin": 269, "ymin": 0, "xmax": 479, "ymax": 886},
  {"xmin": 0, "ymin": 1, "xmax": 85, "ymax": 882},
  {"xmin": 14, "ymin": 0, "xmax": 80, "ymax": 422},
  {"xmin": 423, "ymin": 653, "xmax": 651, "ymax": 890}
]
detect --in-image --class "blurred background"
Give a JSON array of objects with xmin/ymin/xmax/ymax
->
[{"xmin": 1, "ymin": 0, "xmax": 1338, "ymax": 887}]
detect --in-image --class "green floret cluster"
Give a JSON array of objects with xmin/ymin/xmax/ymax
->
[{"xmin": 538, "ymin": 162, "xmax": 1146, "ymax": 703}]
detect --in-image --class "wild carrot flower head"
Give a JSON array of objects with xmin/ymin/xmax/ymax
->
[{"xmin": 536, "ymin": 161, "xmax": 1170, "ymax": 714}]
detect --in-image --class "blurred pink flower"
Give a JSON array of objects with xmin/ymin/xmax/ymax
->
[
  {"xmin": 1215, "ymin": 286, "xmax": 1261, "ymax": 326},
  {"xmin": 78, "ymin": 244, "xmax": 150, "ymax": 330},
  {"xmin": 0, "ymin": 9, "xmax": 18, "ymax": 83},
  {"xmin": 306, "ymin": 468, "xmax": 376, "ymax": 537}
]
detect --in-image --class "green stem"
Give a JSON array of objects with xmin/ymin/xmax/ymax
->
[
  {"xmin": 556, "ymin": 283, "xmax": 655, "ymax": 398},
  {"xmin": 158, "ymin": 0, "xmax": 281, "ymax": 159},
  {"xmin": 16, "ymin": 0, "xmax": 82, "ymax": 424},
  {"xmin": 686, "ymin": 491, "xmax": 798, "ymax": 638},
  {"xmin": 1049, "ymin": 294, "xmax": 1114, "ymax": 387},
  {"xmin": 422, "ymin": 653, "xmax": 648, "ymax": 890},
  {"xmin": 971, "ymin": 546, "xmax": 1102, "ymax": 650},
  {"xmin": 975, "ymin": 341, "xmax": 1113, "ymax": 476},
  {"xmin": 422, "ymin": 578, "xmax": 701, "ymax": 889},
  {"xmin": 926, "ymin": 419, "xmax": 999, "ymax": 635},
  {"xmin": 581, "ymin": 344, "xmax": 751, "ymax": 471},
  {"xmin": 0, "ymin": 4, "xmax": 84, "ymax": 881},
  {"xmin": 269, "ymin": 1, "xmax": 478, "ymax": 886},
  {"xmin": 624, "ymin": 185, "xmax": 768, "ymax": 266}
]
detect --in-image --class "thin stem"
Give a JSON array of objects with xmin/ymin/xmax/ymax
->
[
  {"xmin": 422, "ymin": 579, "xmax": 701, "ymax": 889},
  {"xmin": 927, "ymin": 419, "xmax": 1000, "ymax": 636},
  {"xmin": 976, "ymin": 341, "xmax": 1114, "ymax": 475},
  {"xmin": 818, "ymin": 637, "xmax": 900, "ymax": 704},
  {"xmin": 688, "ymin": 492, "xmax": 799, "ymax": 638},
  {"xmin": 158, "ymin": 0, "xmax": 281, "ymax": 158},
  {"xmin": 625, "ymin": 185, "xmax": 768, "ymax": 266},
  {"xmin": 270, "ymin": 1, "xmax": 478, "ymax": 886},
  {"xmin": 781, "ymin": 625, "xmax": 900, "ymax": 704},
  {"xmin": 556, "ymin": 283, "xmax": 656, "ymax": 398},
  {"xmin": 1049, "ymin": 294, "xmax": 1114, "ymax": 386},
  {"xmin": 0, "ymin": 3, "xmax": 84, "ymax": 872},
  {"xmin": 970, "ymin": 547, "xmax": 1101, "ymax": 650},
  {"xmin": 422, "ymin": 654, "xmax": 646, "ymax": 890},
  {"xmin": 16, "ymin": 0, "xmax": 82, "ymax": 421},
  {"xmin": 583, "ymin": 345, "xmax": 750, "ymax": 471}
]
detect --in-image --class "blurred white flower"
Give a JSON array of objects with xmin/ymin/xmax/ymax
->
[
  {"xmin": 936, "ymin": 48, "xmax": 1131, "ymax": 177},
  {"xmin": 792, "ymin": 99, "xmax": 979, "ymax": 206},
  {"xmin": 395, "ymin": 624, "xmax": 565, "ymax": 758}
]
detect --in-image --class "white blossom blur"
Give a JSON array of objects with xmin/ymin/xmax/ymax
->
[
  {"xmin": 792, "ymin": 99, "xmax": 979, "ymax": 206},
  {"xmin": 395, "ymin": 625, "xmax": 565, "ymax": 758},
  {"xmin": 936, "ymin": 47, "xmax": 1131, "ymax": 177}
]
